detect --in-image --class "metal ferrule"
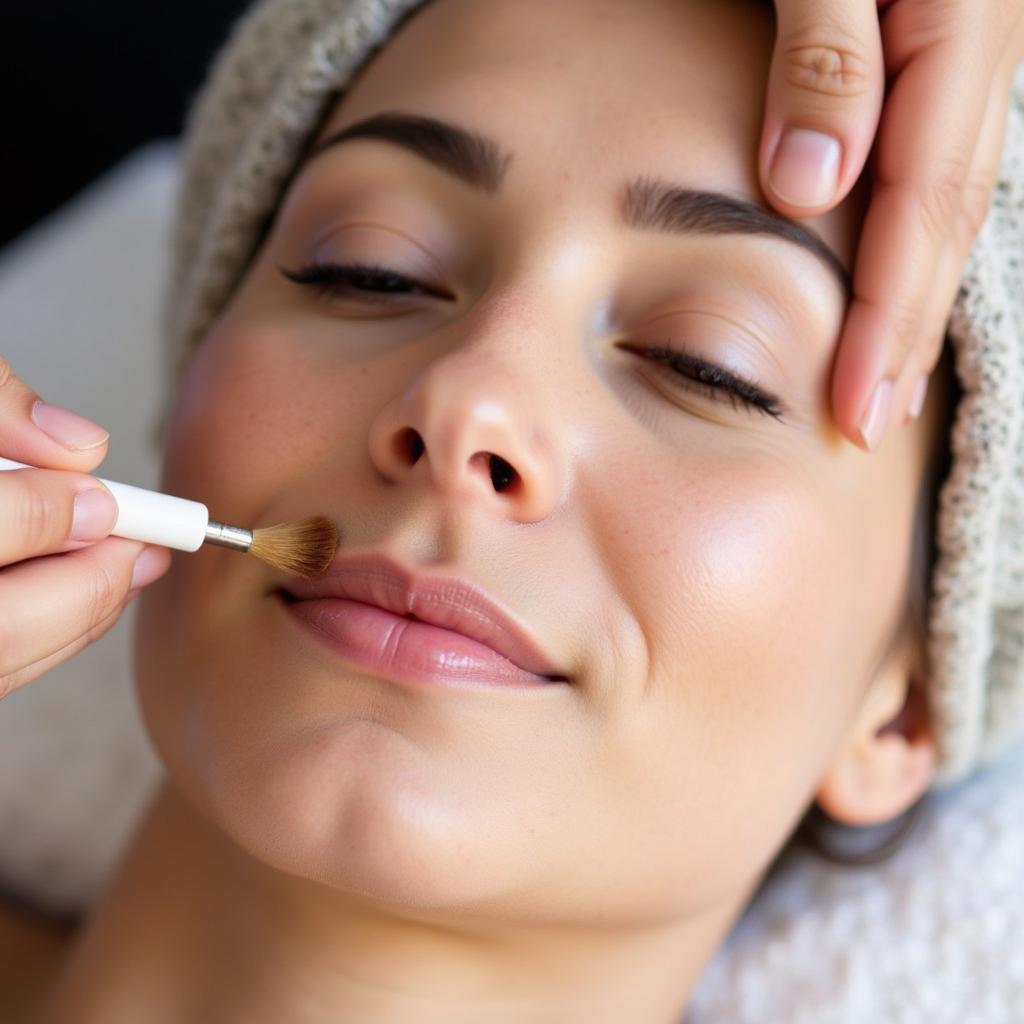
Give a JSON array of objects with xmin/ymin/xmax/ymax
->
[{"xmin": 204, "ymin": 519, "xmax": 254, "ymax": 552}]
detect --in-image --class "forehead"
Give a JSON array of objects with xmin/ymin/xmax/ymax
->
[{"xmin": 314, "ymin": 0, "xmax": 864, "ymax": 270}]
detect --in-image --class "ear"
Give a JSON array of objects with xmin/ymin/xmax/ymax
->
[{"xmin": 815, "ymin": 634, "xmax": 938, "ymax": 827}]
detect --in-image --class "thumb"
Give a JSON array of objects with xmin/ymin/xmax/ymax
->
[{"xmin": 759, "ymin": 0, "xmax": 884, "ymax": 216}]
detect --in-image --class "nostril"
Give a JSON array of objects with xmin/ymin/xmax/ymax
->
[
  {"xmin": 489, "ymin": 454, "xmax": 517, "ymax": 492},
  {"xmin": 398, "ymin": 428, "xmax": 425, "ymax": 465}
]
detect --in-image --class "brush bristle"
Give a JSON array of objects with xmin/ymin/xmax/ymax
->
[{"xmin": 249, "ymin": 515, "xmax": 340, "ymax": 578}]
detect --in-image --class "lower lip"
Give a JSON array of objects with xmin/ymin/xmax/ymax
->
[{"xmin": 278, "ymin": 593, "xmax": 566, "ymax": 690}]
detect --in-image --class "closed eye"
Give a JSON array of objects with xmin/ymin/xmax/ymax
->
[
  {"xmin": 278, "ymin": 262, "xmax": 786, "ymax": 420},
  {"xmin": 620, "ymin": 341, "xmax": 786, "ymax": 420},
  {"xmin": 278, "ymin": 261, "xmax": 455, "ymax": 303}
]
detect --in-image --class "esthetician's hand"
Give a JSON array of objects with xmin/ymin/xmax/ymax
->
[
  {"xmin": 758, "ymin": 0, "xmax": 1024, "ymax": 451},
  {"xmin": 0, "ymin": 358, "xmax": 172, "ymax": 701}
]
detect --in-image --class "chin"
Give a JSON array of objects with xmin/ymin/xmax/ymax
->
[
  {"xmin": 208, "ymin": 721, "xmax": 506, "ymax": 909},
  {"xmin": 133, "ymin": 642, "xmax": 524, "ymax": 914}
]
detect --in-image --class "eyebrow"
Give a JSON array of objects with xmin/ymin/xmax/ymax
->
[{"xmin": 300, "ymin": 110, "xmax": 850, "ymax": 294}]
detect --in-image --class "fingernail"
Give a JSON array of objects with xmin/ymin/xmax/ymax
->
[
  {"xmin": 907, "ymin": 373, "xmax": 929, "ymax": 422},
  {"xmin": 70, "ymin": 487, "xmax": 119, "ymax": 542},
  {"xmin": 769, "ymin": 128, "xmax": 842, "ymax": 207},
  {"xmin": 131, "ymin": 546, "xmax": 168, "ymax": 590},
  {"xmin": 859, "ymin": 378, "xmax": 894, "ymax": 452},
  {"xmin": 31, "ymin": 400, "xmax": 109, "ymax": 451}
]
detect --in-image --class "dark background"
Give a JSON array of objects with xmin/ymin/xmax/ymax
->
[{"xmin": 2, "ymin": 1, "xmax": 252, "ymax": 249}]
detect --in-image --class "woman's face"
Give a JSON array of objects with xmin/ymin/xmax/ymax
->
[{"xmin": 136, "ymin": 0, "xmax": 936, "ymax": 929}]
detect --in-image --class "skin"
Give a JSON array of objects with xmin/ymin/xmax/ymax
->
[{"xmin": 33, "ymin": 0, "xmax": 944, "ymax": 1021}]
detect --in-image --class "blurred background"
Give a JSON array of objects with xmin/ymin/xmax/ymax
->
[
  {"xmin": 2, "ymin": 0, "xmax": 250, "ymax": 248},
  {"xmin": 0, "ymin": 0, "xmax": 254, "ymax": 924}
]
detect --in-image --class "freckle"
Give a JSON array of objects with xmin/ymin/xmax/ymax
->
[{"xmin": 359, "ymin": 366, "xmax": 368, "ymax": 376}]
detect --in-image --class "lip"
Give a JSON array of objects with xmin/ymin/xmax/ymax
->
[{"xmin": 277, "ymin": 552, "xmax": 570, "ymax": 687}]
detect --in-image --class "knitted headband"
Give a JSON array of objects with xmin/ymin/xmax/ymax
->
[{"xmin": 162, "ymin": 0, "xmax": 1024, "ymax": 790}]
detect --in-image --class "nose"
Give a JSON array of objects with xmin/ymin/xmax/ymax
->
[{"xmin": 366, "ymin": 331, "xmax": 566, "ymax": 523}]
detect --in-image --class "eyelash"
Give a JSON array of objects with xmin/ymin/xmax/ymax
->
[
  {"xmin": 278, "ymin": 261, "xmax": 785, "ymax": 420},
  {"xmin": 279, "ymin": 261, "xmax": 449, "ymax": 302},
  {"xmin": 633, "ymin": 342, "xmax": 784, "ymax": 420}
]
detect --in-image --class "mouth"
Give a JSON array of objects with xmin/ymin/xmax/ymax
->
[{"xmin": 276, "ymin": 551, "xmax": 571, "ymax": 690}]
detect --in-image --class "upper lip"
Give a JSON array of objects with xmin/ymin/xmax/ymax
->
[{"xmin": 279, "ymin": 552, "xmax": 569, "ymax": 681}]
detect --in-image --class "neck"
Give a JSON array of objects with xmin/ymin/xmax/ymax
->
[{"xmin": 33, "ymin": 779, "xmax": 753, "ymax": 1024}]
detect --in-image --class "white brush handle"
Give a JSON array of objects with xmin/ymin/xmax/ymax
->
[{"xmin": 0, "ymin": 456, "xmax": 210, "ymax": 552}]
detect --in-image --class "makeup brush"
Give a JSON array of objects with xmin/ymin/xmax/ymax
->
[{"xmin": 0, "ymin": 456, "xmax": 340, "ymax": 579}]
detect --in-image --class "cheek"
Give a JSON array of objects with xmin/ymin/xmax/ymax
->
[
  {"xmin": 592, "ymin": 450, "xmax": 859, "ymax": 902},
  {"xmin": 135, "ymin": 317, "xmax": 385, "ymax": 802},
  {"xmin": 160, "ymin": 319, "xmax": 364, "ymax": 507}
]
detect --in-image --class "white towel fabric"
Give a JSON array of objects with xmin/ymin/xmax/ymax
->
[{"xmin": 685, "ymin": 743, "xmax": 1024, "ymax": 1022}]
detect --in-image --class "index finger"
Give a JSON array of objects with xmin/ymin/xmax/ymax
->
[{"xmin": 0, "ymin": 354, "xmax": 110, "ymax": 471}]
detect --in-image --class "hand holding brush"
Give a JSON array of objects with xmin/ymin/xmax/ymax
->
[
  {"xmin": 0, "ymin": 359, "xmax": 339, "ymax": 701},
  {"xmin": 0, "ymin": 456, "xmax": 339, "ymax": 578}
]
